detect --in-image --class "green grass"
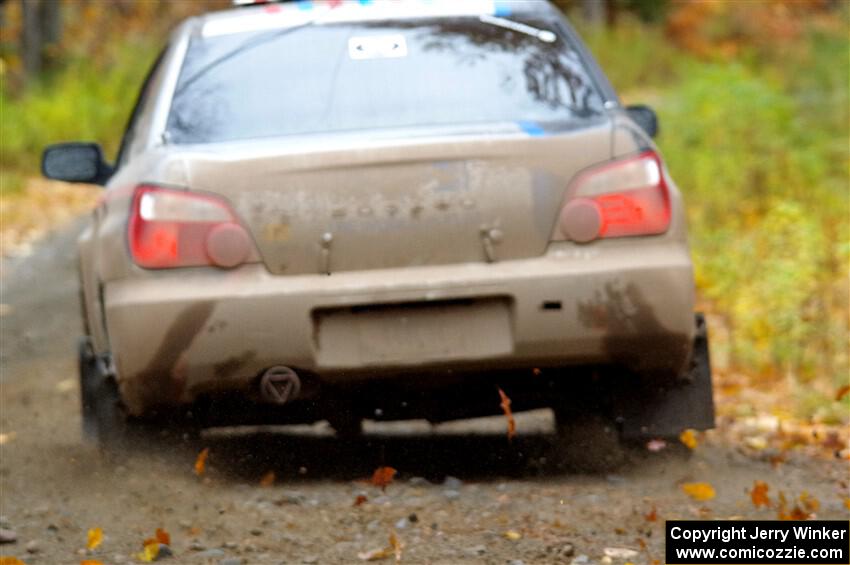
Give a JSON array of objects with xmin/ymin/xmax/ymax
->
[{"xmin": 1, "ymin": 39, "xmax": 159, "ymax": 194}]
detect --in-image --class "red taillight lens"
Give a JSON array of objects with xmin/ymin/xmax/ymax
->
[
  {"xmin": 128, "ymin": 185, "xmax": 255, "ymax": 269},
  {"xmin": 557, "ymin": 151, "xmax": 671, "ymax": 243}
]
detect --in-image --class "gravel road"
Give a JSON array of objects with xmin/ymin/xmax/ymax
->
[{"xmin": 1, "ymin": 220, "xmax": 847, "ymax": 565}]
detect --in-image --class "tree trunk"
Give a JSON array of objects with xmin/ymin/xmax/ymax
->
[
  {"xmin": 606, "ymin": 0, "xmax": 619, "ymax": 28},
  {"xmin": 21, "ymin": 0, "xmax": 42, "ymax": 79},
  {"xmin": 581, "ymin": 0, "xmax": 605, "ymax": 25},
  {"xmin": 39, "ymin": 0, "xmax": 61, "ymax": 47},
  {"xmin": 38, "ymin": 0, "xmax": 61, "ymax": 69}
]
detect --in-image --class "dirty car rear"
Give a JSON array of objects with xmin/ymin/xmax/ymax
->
[{"xmin": 44, "ymin": 0, "xmax": 714, "ymax": 447}]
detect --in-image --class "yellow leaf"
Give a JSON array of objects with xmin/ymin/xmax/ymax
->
[
  {"xmin": 682, "ymin": 482, "xmax": 715, "ymax": 501},
  {"xmin": 137, "ymin": 539, "xmax": 159, "ymax": 563},
  {"xmin": 503, "ymin": 530, "xmax": 522, "ymax": 541},
  {"xmin": 389, "ymin": 531, "xmax": 403, "ymax": 564},
  {"xmin": 358, "ymin": 547, "xmax": 393, "ymax": 561},
  {"xmin": 679, "ymin": 429, "xmax": 698, "ymax": 449},
  {"xmin": 81, "ymin": 561, "xmax": 104, "ymax": 565},
  {"xmin": 86, "ymin": 527, "xmax": 103, "ymax": 550},
  {"xmin": 0, "ymin": 558, "xmax": 28, "ymax": 565},
  {"xmin": 358, "ymin": 532, "xmax": 404, "ymax": 562}
]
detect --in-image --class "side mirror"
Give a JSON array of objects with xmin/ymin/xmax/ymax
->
[
  {"xmin": 625, "ymin": 104, "xmax": 659, "ymax": 138},
  {"xmin": 41, "ymin": 142, "xmax": 113, "ymax": 185}
]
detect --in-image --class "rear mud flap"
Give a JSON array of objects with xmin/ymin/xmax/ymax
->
[{"xmin": 616, "ymin": 313, "xmax": 715, "ymax": 440}]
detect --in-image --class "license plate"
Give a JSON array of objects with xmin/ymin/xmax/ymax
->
[{"xmin": 314, "ymin": 298, "xmax": 513, "ymax": 368}]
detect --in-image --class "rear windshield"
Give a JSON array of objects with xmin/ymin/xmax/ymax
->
[{"xmin": 167, "ymin": 14, "xmax": 605, "ymax": 144}]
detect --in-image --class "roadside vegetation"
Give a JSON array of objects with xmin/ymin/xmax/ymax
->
[{"xmin": 1, "ymin": 1, "xmax": 847, "ymax": 421}]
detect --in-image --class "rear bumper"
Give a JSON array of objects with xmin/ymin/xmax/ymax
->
[{"xmin": 104, "ymin": 240, "xmax": 695, "ymax": 415}]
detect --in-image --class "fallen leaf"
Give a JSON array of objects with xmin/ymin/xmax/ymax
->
[
  {"xmin": 137, "ymin": 539, "xmax": 159, "ymax": 562},
  {"xmin": 679, "ymin": 429, "xmax": 698, "ymax": 449},
  {"xmin": 836, "ymin": 384, "xmax": 850, "ymax": 402},
  {"xmin": 86, "ymin": 527, "xmax": 103, "ymax": 550},
  {"xmin": 55, "ymin": 378, "xmax": 75, "ymax": 392},
  {"xmin": 389, "ymin": 531, "xmax": 403, "ymax": 563},
  {"xmin": 371, "ymin": 467, "xmax": 397, "ymax": 491},
  {"xmin": 604, "ymin": 547, "xmax": 639, "ymax": 559},
  {"xmin": 188, "ymin": 526, "xmax": 201, "ymax": 536},
  {"xmin": 682, "ymin": 482, "xmax": 715, "ymax": 501},
  {"xmin": 497, "ymin": 387, "xmax": 516, "ymax": 441},
  {"xmin": 782, "ymin": 506, "xmax": 810, "ymax": 520},
  {"xmin": 799, "ymin": 491, "xmax": 819, "ymax": 513},
  {"xmin": 744, "ymin": 436, "xmax": 768, "ymax": 450},
  {"xmin": 358, "ymin": 532, "xmax": 402, "ymax": 562},
  {"xmin": 644, "ymin": 506, "xmax": 657, "ymax": 522},
  {"xmin": 358, "ymin": 547, "xmax": 392, "ymax": 561},
  {"xmin": 353, "ymin": 495, "xmax": 368, "ymax": 507},
  {"xmin": 822, "ymin": 431, "xmax": 844, "ymax": 451},
  {"xmin": 81, "ymin": 561, "xmax": 104, "ymax": 565},
  {"xmin": 503, "ymin": 530, "xmax": 522, "ymax": 541},
  {"xmin": 750, "ymin": 480, "xmax": 771, "ymax": 508},
  {"xmin": 646, "ymin": 439, "xmax": 667, "ymax": 452},
  {"xmin": 155, "ymin": 528, "xmax": 170, "ymax": 546},
  {"xmin": 259, "ymin": 471, "xmax": 276, "ymax": 487},
  {"xmin": 843, "ymin": 498, "xmax": 850, "ymax": 511},
  {"xmin": 777, "ymin": 491, "xmax": 814, "ymax": 520},
  {"xmin": 194, "ymin": 447, "xmax": 209, "ymax": 477},
  {"xmin": 0, "ymin": 432, "xmax": 16, "ymax": 445},
  {"xmin": 0, "ymin": 558, "xmax": 27, "ymax": 565}
]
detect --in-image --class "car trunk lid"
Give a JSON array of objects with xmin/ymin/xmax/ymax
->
[{"xmin": 180, "ymin": 123, "xmax": 611, "ymax": 275}]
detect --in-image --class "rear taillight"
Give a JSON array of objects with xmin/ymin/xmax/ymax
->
[
  {"xmin": 128, "ymin": 185, "xmax": 255, "ymax": 269},
  {"xmin": 556, "ymin": 151, "xmax": 671, "ymax": 243}
]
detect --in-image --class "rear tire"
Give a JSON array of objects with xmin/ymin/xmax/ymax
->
[
  {"xmin": 328, "ymin": 412, "xmax": 363, "ymax": 438},
  {"xmin": 551, "ymin": 407, "xmax": 627, "ymax": 473}
]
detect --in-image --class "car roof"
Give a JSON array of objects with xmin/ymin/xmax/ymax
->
[{"xmin": 196, "ymin": 0, "xmax": 557, "ymax": 39}]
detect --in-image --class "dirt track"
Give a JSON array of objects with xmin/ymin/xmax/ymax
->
[{"xmin": 1, "ymin": 221, "xmax": 847, "ymax": 565}]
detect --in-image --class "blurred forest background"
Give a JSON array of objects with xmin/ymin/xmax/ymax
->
[{"xmin": 1, "ymin": 0, "xmax": 848, "ymax": 423}]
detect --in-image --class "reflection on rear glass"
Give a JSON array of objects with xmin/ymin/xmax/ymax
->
[{"xmin": 167, "ymin": 16, "xmax": 604, "ymax": 143}]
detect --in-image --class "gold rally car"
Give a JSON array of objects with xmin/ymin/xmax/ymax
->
[{"xmin": 43, "ymin": 0, "xmax": 714, "ymax": 460}]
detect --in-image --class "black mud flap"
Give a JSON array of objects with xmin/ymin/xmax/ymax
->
[{"xmin": 616, "ymin": 313, "xmax": 715, "ymax": 440}]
